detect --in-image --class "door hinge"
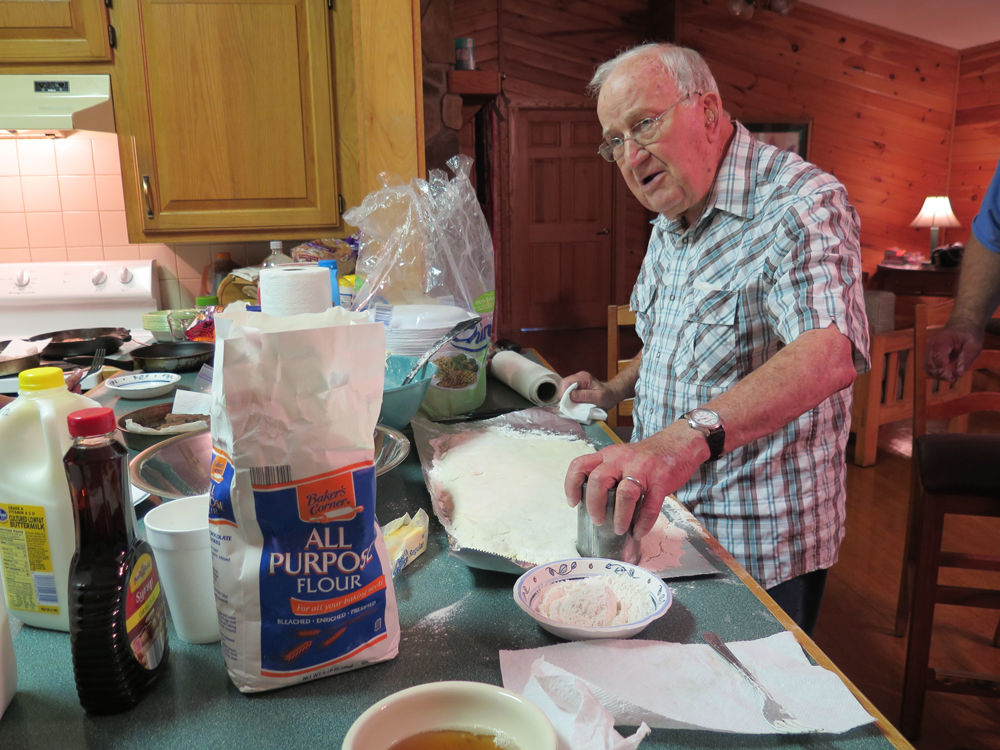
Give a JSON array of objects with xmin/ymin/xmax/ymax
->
[
  {"xmin": 327, "ymin": 0, "xmax": 334, "ymax": 9},
  {"xmin": 107, "ymin": 24, "xmax": 117, "ymax": 49},
  {"xmin": 338, "ymin": 193, "xmax": 345, "ymax": 214},
  {"xmin": 104, "ymin": 0, "xmax": 113, "ymax": 7}
]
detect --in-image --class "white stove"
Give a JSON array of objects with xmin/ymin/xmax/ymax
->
[
  {"xmin": 0, "ymin": 260, "xmax": 159, "ymax": 394},
  {"xmin": 0, "ymin": 259, "xmax": 159, "ymax": 340}
]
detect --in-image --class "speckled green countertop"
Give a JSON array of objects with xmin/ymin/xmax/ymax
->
[{"xmin": 0, "ymin": 373, "xmax": 906, "ymax": 749}]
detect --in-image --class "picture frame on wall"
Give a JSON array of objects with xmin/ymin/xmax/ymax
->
[{"xmin": 745, "ymin": 121, "xmax": 811, "ymax": 159}]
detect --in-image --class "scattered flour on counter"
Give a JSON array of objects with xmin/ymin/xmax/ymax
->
[
  {"xmin": 535, "ymin": 574, "xmax": 654, "ymax": 627},
  {"xmin": 637, "ymin": 513, "xmax": 684, "ymax": 573},
  {"xmin": 427, "ymin": 426, "xmax": 594, "ymax": 564}
]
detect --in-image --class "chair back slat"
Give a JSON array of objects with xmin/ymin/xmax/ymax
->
[{"xmin": 606, "ymin": 304, "xmax": 636, "ymax": 426}]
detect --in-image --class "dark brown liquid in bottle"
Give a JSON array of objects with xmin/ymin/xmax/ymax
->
[{"xmin": 65, "ymin": 433, "xmax": 169, "ymax": 714}]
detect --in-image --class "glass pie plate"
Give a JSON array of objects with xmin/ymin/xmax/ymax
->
[{"xmin": 129, "ymin": 424, "xmax": 410, "ymax": 500}]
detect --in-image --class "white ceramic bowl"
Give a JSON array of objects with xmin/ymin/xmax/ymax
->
[
  {"xmin": 514, "ymin": 557, "xmax": 671, "ymax": 640},
  {"xmin": 342, "ymin": 680, "xmax": 556, "ymax": 750},
  {"xmin": 105, "ymin": 371, "xmax": 182, "ymax": 400}
]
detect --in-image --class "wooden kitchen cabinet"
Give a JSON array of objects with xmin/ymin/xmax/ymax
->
[
  {"xmin": 110, "ymin": 0, "xmax": 424, "ymax": 243},
  {"xmin": 0, "ymin": 0, "xmax": 111, "ymax": 63}
]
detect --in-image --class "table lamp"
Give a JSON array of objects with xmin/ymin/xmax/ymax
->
[{"xmin": 910, "ymin": 196, "xmax": 961, "ymax": 251}]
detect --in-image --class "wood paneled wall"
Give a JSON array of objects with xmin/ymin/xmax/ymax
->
[
  {"xmin": 950, "ymin": 42, "xmax": 1000, "ymax": 227},
  {"xmin": 454, "ymin": 0, "xmax": 1000, "ymax": 295},
  {"xmin": 454, "ymin": 0, "xmax": 654, "ymax": 344},
  {"xmin": 677, "ymin": 0, "xmax": 962, "ymax": 271}
]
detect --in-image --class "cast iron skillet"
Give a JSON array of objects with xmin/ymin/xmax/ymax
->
[
  {"xmin": 129, "ymin": 342, "xmax": 214, "ymax": 373},
  {"xmin": 28, "ymin": 327, "xmax": 131, "ymax": 358}
]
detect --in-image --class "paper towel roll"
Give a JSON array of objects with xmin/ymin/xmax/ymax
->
[
  {"xmin": 490, "ymin": 351, "xmax": 560, "ymax": 405},
  {"xmin": 259, "ymin": 264, "xmax": 332, "ymax": 316}
]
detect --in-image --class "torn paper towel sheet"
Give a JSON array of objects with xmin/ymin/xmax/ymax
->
[
  {"xmin": 523, "ymin": 659, "xmax": 650, "ymax": 750},
  {"xmin": 559, "ymin": 382, "xmax": 608, "ymax": 425},
  {"xmin": 490, "ymin": 350, "xmax": 561, "ymax": 405},
  {"xmin": 501, "ymin": 632, "xmax": 875, "ymax": 735}
]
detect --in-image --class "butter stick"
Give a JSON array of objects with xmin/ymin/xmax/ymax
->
[{"xmin": 382, "ymin": 508, "xmax": 429, "ymax": 577}]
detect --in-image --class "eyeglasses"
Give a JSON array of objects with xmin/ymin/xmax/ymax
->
[{"xmin": 597, "ymin": 93, "xmax": 700, "ymax": 162}]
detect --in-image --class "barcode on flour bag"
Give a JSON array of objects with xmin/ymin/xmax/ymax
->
[{"xmin": 208, "ymin": 307, "xmax": 399, "ymax": 693}]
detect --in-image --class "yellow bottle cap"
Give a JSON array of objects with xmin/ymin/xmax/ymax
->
[{"xmin": 18, "ymin": 366, "xmax": 67, "ymax": 392}]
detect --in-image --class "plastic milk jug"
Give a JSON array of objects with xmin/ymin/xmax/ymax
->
[{"xmin": 0, "ymin": 367, "xmax": 99, "ymax": 631}]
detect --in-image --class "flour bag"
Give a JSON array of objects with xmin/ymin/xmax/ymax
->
[{"xmin": 208, "ymin": 306, "xmax": 399, "ymax": 693}]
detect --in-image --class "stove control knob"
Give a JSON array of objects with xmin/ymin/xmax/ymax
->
[
  {"xmin": 15, "ymin": 269, "xmax": 30, "ymax": 288},
  {"xmin": 119, "ymin": 266, "xmax": 134, "ymax": 284},
  {"xmin": 91, "ymin": 269, "xmax": 108, "ymax": 287}
]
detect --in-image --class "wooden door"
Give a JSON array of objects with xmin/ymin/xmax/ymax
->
[
  {"xmin": 111, "ymin": 0, "xmax": 339, "ymax": 240},
  {"xmin": 507, "ymin": 108, "xmax": 615, "ymax": 376},
  {"xmin": 0, "ymin": 0, "xmax": 111, "ymax": 63}
]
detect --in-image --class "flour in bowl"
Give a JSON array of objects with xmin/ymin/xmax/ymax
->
[
  {"xmin": 427, "ymin": 426, "xmax": 594, "ymax": 564},
  {"xmin": 535, "ymin": 574, "xmax": 654, "ymax": 627}
]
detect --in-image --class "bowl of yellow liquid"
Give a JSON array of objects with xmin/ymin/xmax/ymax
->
[{"xmin": 341, "ymin": 680, "xmax": 556, "ymax": 750}]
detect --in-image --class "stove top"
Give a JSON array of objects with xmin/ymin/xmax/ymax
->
[{"xmin": 0, "ymin": 259, "xmax": 159, "ymax": 340}]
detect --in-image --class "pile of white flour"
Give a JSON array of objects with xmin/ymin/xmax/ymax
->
[
  {"xmin": 427, "ymin": 426, "xmax": 594, "ymax": 564},
  {"xmin": 535, "ymin": 574, "xmax": 654, "ymax": 627}
]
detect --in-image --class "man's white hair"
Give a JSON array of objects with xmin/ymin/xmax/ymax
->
[{"xmin": 588, "ymin": 43, "xmax": 720, "ymax": 99}]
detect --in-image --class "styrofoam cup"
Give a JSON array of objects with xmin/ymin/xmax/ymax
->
[{"xmin": 143, "ymin": 494, "xmax": 220, "ymax": 643}]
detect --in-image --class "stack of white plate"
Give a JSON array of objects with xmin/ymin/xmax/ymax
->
[{"xmin": 382, "ymin": 304, "xmax": 476, "ymax": 356}]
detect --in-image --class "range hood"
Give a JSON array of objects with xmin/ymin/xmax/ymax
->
[{"xmin": 0, "ymin": 74, "xmax": 114, "ymax": 133}]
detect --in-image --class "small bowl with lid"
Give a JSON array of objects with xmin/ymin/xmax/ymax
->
[{"xmin": 514, "ymin": 557, "xmax": 671, "ymax": 640}]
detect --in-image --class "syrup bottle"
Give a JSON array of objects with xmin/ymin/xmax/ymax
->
[{"xmin": 64, "ymin": 407, "xmax": 168, "ymax": 714}]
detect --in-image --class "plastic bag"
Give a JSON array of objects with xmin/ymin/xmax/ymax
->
[{"xmin": 344, "ymin": 154, "xmax": 495, "ymax": 419}]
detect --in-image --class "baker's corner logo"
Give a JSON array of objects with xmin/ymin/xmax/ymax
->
[
  {"xmin": 297, "ymin": 472, "xmax": 362, "ymax": 523},
  {"xmin": 210, "ymin": 452, "xmax": 229, "ymax": 483}
]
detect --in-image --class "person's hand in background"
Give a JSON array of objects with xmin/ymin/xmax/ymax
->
[{"xmin": 925, "ymin": 325, "xmax": 982, "ymax": 382}]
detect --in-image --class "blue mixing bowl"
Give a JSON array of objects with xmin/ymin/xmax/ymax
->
[{"xmin": 379, "ymin": 355, "xmax": 438, "ymax": 429}]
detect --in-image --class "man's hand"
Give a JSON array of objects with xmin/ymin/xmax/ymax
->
[
  {"xmin": 925, "ymin": 326, "xmax": 982, "ymax": 382},
  {"xmin": 564, "ymin": 423, "xmax": 707, "ymax": 540},
  {"xmin": 558, "ymin": 371, "xmax": 620, "ymax": 410}
]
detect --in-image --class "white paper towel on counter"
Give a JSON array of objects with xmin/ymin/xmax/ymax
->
[
  {"xmin": 500, "ymin": 633, "xmax": 875, "ymax": 735},
  {"xmin": 490, "ymin": 350, "xmax": 560, "ymax": 405},
  {"xmin": 523, "ymin": 659, "xmax": 651, "ymax": 750},
  {"xmin": 258, "ymin": 264, "xmax": 332, "ymax": 316}
]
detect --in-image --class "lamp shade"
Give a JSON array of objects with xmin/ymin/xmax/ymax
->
[{"xmin": 910, "ymin": 196, "xmax": 961, "ymax": 229}]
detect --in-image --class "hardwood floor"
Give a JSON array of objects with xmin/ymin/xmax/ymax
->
[{"xmin": 814, "ymin": 421, "xmax": 1000, "ymax": 749}]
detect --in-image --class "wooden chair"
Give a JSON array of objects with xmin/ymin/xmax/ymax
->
[
  {"xmin": 605, "ymin": 304, "xmax": 636, "ymax": 429},
  {"xmin": 849, "ymin": 290, "xmax": 915, "ymax": 467},
  {"xmin": 895, "ymin": 300, "xmax": 1000, "ymax": 739},
  {"xmin": 850, "ymin": 326, "xmax": 915, "ymax": 466}
]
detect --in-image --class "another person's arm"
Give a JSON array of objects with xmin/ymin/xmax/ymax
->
[
  {"xmin": 926, "ymin": 233, "xmax": 1000, "ymax": 381},
  {"xmin": 564, "ymin": 323, "xmax": 856, "ymax": 538}
]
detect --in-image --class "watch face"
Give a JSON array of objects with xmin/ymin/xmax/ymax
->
[{"xmin": 690, "ymin": 409, "xmax": 720, "ymax": 427}]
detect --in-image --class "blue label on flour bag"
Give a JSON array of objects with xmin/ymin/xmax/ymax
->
[{"xmin": 249, "ymin": 461, "xmax": 389, "ymax": 676}]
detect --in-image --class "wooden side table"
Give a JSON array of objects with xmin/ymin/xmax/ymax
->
[{"xmin": 868, "ymin": 263, "xmax": 959, "ymax": 297}]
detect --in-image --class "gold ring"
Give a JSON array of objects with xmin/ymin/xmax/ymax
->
[{"xmin": 621, "ymin": 475, "xmax": 645, "ymax": 495}]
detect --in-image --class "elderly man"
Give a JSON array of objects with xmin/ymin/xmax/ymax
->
[{"xmin": 561, "ymin": 43, "xmax": 869, "ymax": 633}]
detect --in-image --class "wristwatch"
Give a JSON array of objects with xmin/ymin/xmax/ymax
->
[{"xmin": 681, "ymin": 408, "xmax": 725, "ymax": 461}]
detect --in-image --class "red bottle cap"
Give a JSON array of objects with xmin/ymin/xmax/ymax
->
[{"xmin": 67, "ymin": 407, "xmax": 117, "ymax": 437}]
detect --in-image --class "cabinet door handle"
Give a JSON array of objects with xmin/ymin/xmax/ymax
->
[
  {"xmin": 596, "ymin": 227, "xmax": 610, "ymax": 235},
  {"xmin": 141, "ymin": 175, "xmax": 154, "ymax": 219}
]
